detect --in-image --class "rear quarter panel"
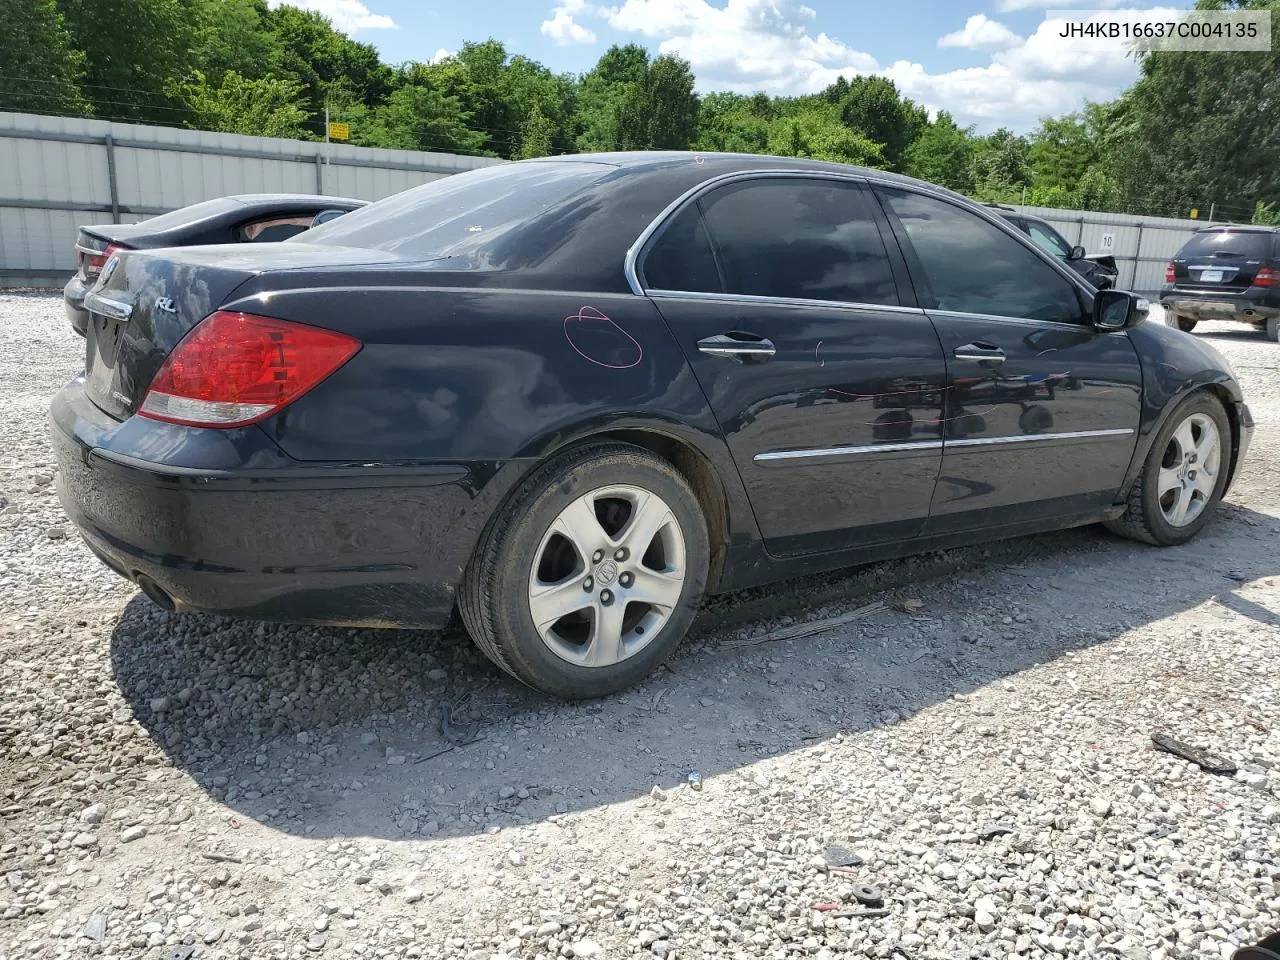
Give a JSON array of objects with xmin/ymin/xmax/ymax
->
[
  {"xmin": 237, "ymin": 288, "xmax": 717, "ymax": 462},
  {"xmin": 234, "ymin": 283, "xmax": 759, "ymax": 572}
]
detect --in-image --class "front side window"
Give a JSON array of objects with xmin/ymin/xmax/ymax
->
[
  {"xmin": 682, "ymin": 178, "xmax": 899, "ymax": 305},
  {"xmin": 879, "ymin": 188, "xmax": 1084, "ymax": 324}
]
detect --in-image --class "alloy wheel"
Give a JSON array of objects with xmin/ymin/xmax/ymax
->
[
  {"xmin": 1157, "ymin": 412, "xmax": 1221, "ymax": 527},
  {"xmin": 528, "ymin": 485, "xmax": 686, "ymax": 667}
]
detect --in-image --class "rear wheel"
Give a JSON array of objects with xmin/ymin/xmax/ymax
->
[
  {"xmin": 1267, "ymin": 315, "xmax": 1279, "ymax": 342},
  {"xmin": 1105, "ymin": 392, "xmax": 1232, "ymax": 546},
  {"xmin": 460, "ymin": 442, "xmax": 709, "ymax": 699},
  {"xmin": 1168, "ymin": 313, "xmax": 1198, "ymax": 333}
]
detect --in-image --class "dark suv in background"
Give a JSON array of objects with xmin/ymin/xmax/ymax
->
[
  {"xmin": 987, "ymin": 204, "xmax": 1118, "ymax": 289},
  {"xmin": 1161, "ymin": 225, "xmax": 1280, "ymax": 341}
]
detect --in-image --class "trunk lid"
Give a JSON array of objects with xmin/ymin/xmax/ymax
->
[
  {"xmin": 82, "ymin": 243, "xmax": 403, "ymax": 421},
  {"xmin": 1171, "ymin": 229, "xmax": 1276, "ymax": 292}
]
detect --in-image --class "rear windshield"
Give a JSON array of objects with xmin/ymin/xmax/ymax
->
[
  {"xmin": 297, "ymin": 161, "xmax": 613, "ymax": 259},
  {"xmin": 1178, "ymin": 230, "xmax": 1274, "ymax": 259}
]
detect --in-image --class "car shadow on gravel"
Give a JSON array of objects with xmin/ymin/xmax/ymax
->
[{"xmin": 109, "ymin": 501, "xmax": 1280, "ymax": 842}]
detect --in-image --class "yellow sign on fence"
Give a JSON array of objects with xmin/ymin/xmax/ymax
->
[
  {"xmin": 327, "ymin": 122, "xmax": 350, "ymax": 141},
  {"xmin": 1190, "ymin": 207, "xmax": 1199, "ymax": 219}
]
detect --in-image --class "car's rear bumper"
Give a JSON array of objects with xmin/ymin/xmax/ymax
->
[
  {"xmin": 63, "ymin": 275, "xmax": 90, "ymax": 337},
  {"xmin": 49, "ymin": 379, "xmax": 521, "ymax": 629},
  {"xmin": 1160, "ymin": 288, "xmax": 1279, "ymax": 323}
]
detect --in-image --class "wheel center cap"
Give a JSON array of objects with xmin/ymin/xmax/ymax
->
[{"xmin": 595, "ymin": 559, "xmax": 619, "ymax": 586}]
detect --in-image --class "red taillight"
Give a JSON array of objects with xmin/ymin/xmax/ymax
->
[
  {"xmin": 138, "ymin": 311, "xmax": 361, "ymax": 428},
  {"xmin": 1253, "ymin": 266, "xmax": 1278, "ymax": 287},
  {"xmin": 80, "ymin": 242, "xmax": 125, "ymax": 278},
  {"xmin": 1165, "ymin": 262, "xmax": 1176, "ymax": 284}
]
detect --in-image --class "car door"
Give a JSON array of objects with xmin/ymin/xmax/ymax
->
[
  {"xmin": 637, "ymin": 174, "xmax": 948, "ymax": 558},
  {"xmin": 873, "ymin": 185, "xmax": 1143, "ymax": 534}
]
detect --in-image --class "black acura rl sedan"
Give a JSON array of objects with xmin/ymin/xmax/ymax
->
[{"xmin": 51, "ymin": 152, "xmax": 1253, "ymax": 699}]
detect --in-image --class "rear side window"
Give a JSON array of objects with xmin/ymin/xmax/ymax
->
[
  {"xmin": 879, "ymin": 188, "xmax": 1083, "ymax": 323},
  {"xmin": 642, "ymin": 204, "xmax": 722, "ymax": 292},
  {"xmin": 694, "ymin": 178, "xmax": 900, "ymax": 305},
  {"xmin": 1177, "ymin": 230, "xmax": 1274, "ymax": 260}
]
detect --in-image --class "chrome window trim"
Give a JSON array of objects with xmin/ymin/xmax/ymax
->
[
  {"xmin": 646, "ymin": 288, "xmax": 927, "ymax": 316},
  {"xmin": 75, "ymin": 242, "xmax": 109, "ymax": 256},
  {"xmin": 754, "ymin": 427, "xmax": 1134, "ymax": 463}
]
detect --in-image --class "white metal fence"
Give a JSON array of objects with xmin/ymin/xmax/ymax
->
[
  {"xmin": 0, "ymin": 110, "xmax": 1212, "ymax": 294},
  {"xmin": 0, "ymin": 111, "xmax": 503, "ymax": 287}
]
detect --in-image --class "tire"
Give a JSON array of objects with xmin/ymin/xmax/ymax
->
[
  {"xmin": 459, "ymin": 442, "xmax": 709, "ymax": 699},
  {"xmin": 1168, "ymin": 313, "xmax": 1198, "ymax": 333},
  {"xmin": 1104, "ymin": 391, "xmax": 1232, "ymax": 546},
  {"xmin": 1267, "ymin": 315, "xmax": 1279, "ymax": 342}
]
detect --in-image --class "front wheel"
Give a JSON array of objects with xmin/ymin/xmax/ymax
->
[
  {"xmin": 1105, "ymin": 392, "xmax": 1232, "ymax": 546},
  {"xmin": 460, "ymin": 442, "xmax": 709, "ymax": 699}
]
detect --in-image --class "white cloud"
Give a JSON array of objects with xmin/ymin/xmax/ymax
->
[
  {"xmin": 603, "ymin": 0, "xmax": 876, "ymax": 95},
  {"xmin": 429, "ymin": 48, "xmax": 456, "ymax": 64},
  {"xmin": 889, "ymin": 6, "xmax": 1181, "ymax": 128},
  {"xmin": 541, "ymin": 0, "xmax": 599, "ymax": 45},
  {"xmin": 266, "ymin": 0, "xmax": 397, "ymax": 32},
  {"xmin": 595, "ymin": 0, "xmax": 1177, "ymax": 131},
  {"xmin": 938, "ymin": 14, "xmax": 1021, "ymax": 49}
]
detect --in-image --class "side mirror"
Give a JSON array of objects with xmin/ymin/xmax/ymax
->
[
  {"xmin": 1094, "ymin": 289, "xmax": 1150, "ymax": 330},
  {"xmin": 1069, "ymin": 245, "xmax": 1086, "ymax": 260},
  {"xmin": 310, "ymin": 209, "xmax": 349, "ymax": 228}
]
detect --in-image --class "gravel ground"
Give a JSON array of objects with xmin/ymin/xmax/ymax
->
[{"xmin": 2, "ymin": 293, "xmax": 1278, "ymax": 960}]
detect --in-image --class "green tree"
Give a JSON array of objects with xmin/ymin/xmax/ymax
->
[
  {"xmin": 56, "ymin": 0, "xmax": 193, "ymax": 124},
  {"xmin": 1253, "ymin": 200, "xmax": 1280, "ymax": 225},
  {"xmin": 0, "ymin": 0, "xmax": 88, "ymax": 115},
  {"xmin": 837, "ymin": 76, "xmax": 926, "ymax": 170},
  {"xmin": 179, "ymin": 69, "xmax": 311, "ymax": 139},
  {"xmin": 613, "ymin": 54, "xmax": 699, "ymax": 150},
  {"xmin": 767, "ymin": 103, "xmax": 885, "ymax": 166},
  {"xmin": 694, "ymin": 92, "xmax": 771, "ymax": 154},
  {"xmin": 189, "ymin": 0, "xmax": 279, "ymax": 84},
  {"xmin": 362, "ymin": 82, "xmax": 486, "ymax": 155},
  {"xmin": 902, "ymin": 111, "xmax": 974, "ymax": 192},
  {"xmin": 267, "ymin": 4, "xmax": 390, "ymax": 137},
  {"xmin": 575, "ymin": 44, "xmax": 650, "ymax": 151},
  {"xmin": 518, "ymin": 104, "xmax": 555, "ymax": 158},
  {"xmin": 971, "ymin": 127, "xmax": 1031, "ymax": 201},
  {"xmin": 1108, "ymin": 0, "xmax": 1280, "ymax": 216},
  {"xmin": 1027, "ymin": 113, "xmax": 1093, "ymax": 193}
]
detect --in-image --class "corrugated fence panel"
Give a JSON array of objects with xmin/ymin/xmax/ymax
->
[{"xmin": 0, "ymin": 110, "xmax": 503, "ymax": 285}]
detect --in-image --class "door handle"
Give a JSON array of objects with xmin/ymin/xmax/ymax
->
[
  {"xmin": 697, "ymin": 332, "xmax": 776, "ymax": 362},
  {"xmin": 954, "ymin": 341, "xmax": 1005, "ymax": 365}
]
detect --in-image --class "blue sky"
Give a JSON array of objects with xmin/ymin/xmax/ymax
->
[{"xmin": 274, "ymin": 0, "xmax": 1183, "ymax": 133}]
